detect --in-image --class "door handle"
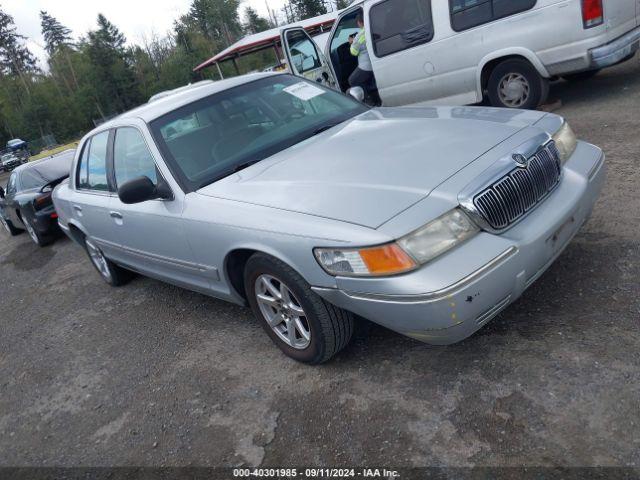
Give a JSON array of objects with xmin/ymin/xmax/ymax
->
[
  {"xmin": 72, "ymin": 205, "xmax": 82, "ymax": 212},
  {"xmin": 109, "ymin": 211, "xmax": 123, "ymax": 219}
]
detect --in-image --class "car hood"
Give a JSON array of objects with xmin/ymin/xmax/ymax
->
[{"xmin": 197, "ymin": 106, "xmax": 547, "ymax": 228}]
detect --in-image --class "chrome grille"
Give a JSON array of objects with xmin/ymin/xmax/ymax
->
[{"xmin": 473, "ymin": 141, "xmax": 562, "ymax": 230}]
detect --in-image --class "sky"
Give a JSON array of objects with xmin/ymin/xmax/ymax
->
[{"xmin": 3, "ymin": 0, "xmax": 286, "ymax": 67}]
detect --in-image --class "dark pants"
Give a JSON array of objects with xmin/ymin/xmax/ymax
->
[
  {"xmin": 348, "ymin": 68, "xmax": 381, "ymax": 105},
  {"xmin": 349, "ymin": 67, "xmax": 374, "ymax": 90}
]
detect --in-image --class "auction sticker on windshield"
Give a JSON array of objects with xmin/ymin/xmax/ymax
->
[{"xmin": 283, "ymin": 82, "xmax": 325, "ymax": 101}]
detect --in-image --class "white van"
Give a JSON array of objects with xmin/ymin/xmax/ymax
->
[{"xmin": 280, "ymin": 0, "xmax": 639, "ymax": 109}]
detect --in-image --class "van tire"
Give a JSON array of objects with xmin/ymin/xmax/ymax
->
[{"xmin": 487, "ymin": 59, "xmax": 549, "ymax": 110}]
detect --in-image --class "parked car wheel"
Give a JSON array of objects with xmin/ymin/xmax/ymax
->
[
  {"xmin": 562, "ymin": 69, "xmax": 601, "ymax": 82},
  {"xmin": 84, "ymin": 237, "xmax": 131, "ymax": 286},
  {"xmin": 0, "ymin": 215, "xmax": 21, "ymax": 236},
  {"xmin": 23, "ymin": 215, "xmax": 52, "ymax": 247},
  {"xmin": 244, "ymin": 253, "xmax": 354, "ymax": 364},
  {"xmin": 488, "ymin": 59, "xmax": 549, "ymax": 110}
]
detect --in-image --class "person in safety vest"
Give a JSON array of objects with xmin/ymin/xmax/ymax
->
[{"xmin": 348, "ymin": 13, "xmax": 380, "ymax": 105}]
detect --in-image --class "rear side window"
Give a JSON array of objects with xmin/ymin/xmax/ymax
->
[
  {"xmin": 370, "ymin": 0, "xmax": 434, "ymax": 57},
  {"xmin": 113, "ymin": 127, "xmax": 157, "ymax": 187},
  {"xmin": 450, "ymin": 0, "xmax": 536, "ymax": 32},
  {"xmin": 77, "ymin": 131, "xmax": 110, "ymax": 191}
]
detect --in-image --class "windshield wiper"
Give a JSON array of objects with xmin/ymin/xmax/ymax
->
[
  {"xmin": 233, "ymin": 160, "xmax": 260, "ymax": 173},
  {"xmin": 312, "ymin": 123, "xmax": 341, "ymax": 137}
]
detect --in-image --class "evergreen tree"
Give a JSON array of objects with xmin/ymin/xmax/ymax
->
[
  {"xmin": 186, "ymin": 0, "xmax": 242, "ymax": 46},
  {"xmin": 335, "ymin": 0, "xmax": 350, "ymax": 10},
  {"xmin": 0, "ymin": 8, "xmax": 38, "ymax": 77},
  {"xmin": 288, "ymin": 0, "xmax": 327, "ymax": 20},
  {"xmin": 244, "ymin": 7, "xmax": 271, "ymax": 34},
  {"xmin": 40, "ymin": 11, "xmax": 73, "ymax": 55}
]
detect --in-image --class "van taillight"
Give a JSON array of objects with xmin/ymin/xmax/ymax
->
[{"xmin": 581, "ymin": 0, "xmax": 604, "ymax": 28}]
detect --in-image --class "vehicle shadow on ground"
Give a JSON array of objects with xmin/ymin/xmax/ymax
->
[{"xmin": 548, "ymin": 58, "xmax": 640, "ymax": 107}]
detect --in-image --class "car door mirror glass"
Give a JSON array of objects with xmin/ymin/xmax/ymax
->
[{"xmin": 118, "ymin": 176, "xmax": 159, "ymax": 204}]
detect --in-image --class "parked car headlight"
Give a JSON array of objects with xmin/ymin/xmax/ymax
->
[
  {"xmin": 398, "ymin": 209, "xmax": 479, "ymax": 265},
  {"xmin": 552, "ymin": 121, "xmax": 577, "ymax": 165},
  {"xmin": 314, "ymin": 209, "xmax": 478, "ymax": 277},
  {"xmin": 314, "ymin": 243, "xmax": 417, "ymax": 277}
]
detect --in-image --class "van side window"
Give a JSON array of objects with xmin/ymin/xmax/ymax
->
[
  {"xmin": 449, "ymin": 0, "xmax": 536, "ymax": 32},
  {"xmin": 370, "ymin": 0, "xmax": 434, "ymax": 57},
  {"xmin": 77, "ymin": 131, "xmax": 110, "ymax": 191}
]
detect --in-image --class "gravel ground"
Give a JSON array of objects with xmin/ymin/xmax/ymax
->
[{"xmin": 0, "ymin": 58, "xmax": 639, "ymax": 469}]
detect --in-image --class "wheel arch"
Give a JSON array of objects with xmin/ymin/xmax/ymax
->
[
  {"xmin": 224, "ymin": 245, "xmax": 314, "ymax": 305},
  {"xmin": 66, "ymin": 219, "xmax": 89, "ymax": 246},
  {"xmin": 476, "ymin": 49, "xmax": 549, "ymax": 98}
]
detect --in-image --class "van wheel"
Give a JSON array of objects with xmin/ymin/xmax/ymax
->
[
  {"xmin": 562, "ymin": 70, "xmax": 600, "ymax": 82},
  {"xmin": 488, "ymin": 59, "xmax": 549, "ymax": 110},
  {"xmin": 244, "ymin": 253, "xmax": 354, "ymax": 364},
  {"xmin": 0, "ymin": 215, "xmax": 21, "ymax": 236}
]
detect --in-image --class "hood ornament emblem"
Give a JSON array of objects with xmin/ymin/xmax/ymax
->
[{"xmin": 512, "ymin": 153, "xmax": 529, "ymax": 168}]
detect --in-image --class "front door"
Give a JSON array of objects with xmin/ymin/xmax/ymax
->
[
  {"xmin": 106, "ymin": 125, "xmax": 212, "ymax": 293},
  {"xmin": 280, "ymin": 27, "xmax": 337, "ymax": 89}
]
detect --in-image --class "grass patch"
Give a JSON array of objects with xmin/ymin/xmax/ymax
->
[{"xmin": 30, "ymin": 142, "xmax": 79, "ymax": 161}]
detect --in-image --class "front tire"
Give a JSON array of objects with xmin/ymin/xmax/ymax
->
[
  {"xmin": 84, "ymin": 237, "xmax": 131, "ymax": 286},
  {"xmin": 244, "ymin": 253, "xmax": 354, "ymax": 364},
  {"xmin": 0, "ymin": 215, "xmax": 21, "ymax": 236},
  {"xmin": 487, "ymin": 59, "xmax": 549, "ymax": 110}
]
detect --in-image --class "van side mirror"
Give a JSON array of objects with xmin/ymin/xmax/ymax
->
[
  {"xmin": 118, "ymin": 176, "xmax": 165, "ymax": 204},
  {"xmin": 348, "ymin": 86, "xmax": 365, "ymax": 103}
]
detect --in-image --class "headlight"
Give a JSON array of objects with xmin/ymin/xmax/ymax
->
[
  {"xmin": 552, "ymin": 121, "xmax": 577, "ymax": 165},
  {"xmin": 398, "ymin": 209, "xmax": 478, "ymax": 264},
  {"xmin": 314, "ymin": 209, "xmax": 478, "ymax": 277},
  {"xmin": 314, "ymin": 243, "xmax": 417, "ymax": 277}
]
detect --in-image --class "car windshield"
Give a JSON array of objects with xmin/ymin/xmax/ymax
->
[{"xmin": 150, "ymin": 75, "xmax": 368, "ymax": 190}]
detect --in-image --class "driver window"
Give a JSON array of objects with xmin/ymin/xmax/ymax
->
[
  {"xmin": 113, "ymin": 127, "xmax": 158, "ymax": 188},
  {"xmin": 285, "ymin": 30, "xmax": 321, "ymax": 74}
]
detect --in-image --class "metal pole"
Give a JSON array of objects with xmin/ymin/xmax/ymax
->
[
  {"xmin": 216, "ymin": 62, "xmax": 224, "ymax": 80},
  {"xmin": 232, "ymin": 57, "xmax": 240, "ymax": 75}
]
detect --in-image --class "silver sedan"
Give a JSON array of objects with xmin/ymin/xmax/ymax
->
[{"xmin": 52, "ymin": 73, "xmax": 606, "ymax": 364}]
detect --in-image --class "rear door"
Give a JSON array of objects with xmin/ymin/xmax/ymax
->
[
  {"xmin": 71, "ymin": 130, "xmax": 119, "ymax": 258},
  {"xmin": 604, "ymin": 0, "xmax": 637, "ymax": 40},
  {"xmin": 280, "ymin": 27, "xmax": 338, "ymax": 89}
]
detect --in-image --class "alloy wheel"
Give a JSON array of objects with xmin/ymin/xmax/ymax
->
[
  {"xmin": 85, "ymin": 238, "xmax": 112, "ymax": 282},
  {"xmin": 23, "ymin": 218, "xmax": 40, "ymax": 245},
  {"xmin": 0, "ymin": 216, "xmax": 10, "ymax": 234},
  {"xmin": 498, "ymin": 73, "xmax": 531, "ymax": 108},
  {"xmin": 255, "ymin": 274, "xmax": 311, "ymax": 350}
]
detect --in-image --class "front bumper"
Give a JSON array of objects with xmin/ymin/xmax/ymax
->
[
  {"xmin": 590, "ymin": 26, "xmax": 640, "ymax": 69},
  {"xmin": 313, "ymin": 141, "xmax": 606, "ymax": 345}
]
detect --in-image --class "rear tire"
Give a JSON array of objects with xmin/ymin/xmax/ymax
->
[
  {"xmin": 84, "ymin": 237, "xmax": 131, "ymax": 286},
  {"xmin": 23, "ymin": 215, "xmax": 52, "ymax": 247},
  {"xmin": 244, "ymin": 253, "xmax": 354, "ymax": 364},
  {"xmin": 561, "ymin": 69, "xmax": 600, "ymax": 82},
  {"xmin": 0, "ymin": 215, "xmax": 21, "ymax": 236},
  {"xmin": 487, "ymin": 59, "xmax": 549, "ymax": 110}
]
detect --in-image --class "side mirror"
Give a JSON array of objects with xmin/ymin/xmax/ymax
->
[
  {"xmin": 118, "ymin": 176, "xmax": 161, "ymax": 204},
  {"xmin": 348, "ymin": 86, "xmax": 365, "ymax": 103}
]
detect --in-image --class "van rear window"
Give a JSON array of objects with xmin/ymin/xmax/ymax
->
[{"xmin": 449, "ymin": 0, "xmax": 536, "ymax": 32}]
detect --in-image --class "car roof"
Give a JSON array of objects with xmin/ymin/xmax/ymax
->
[
  {"xmin": 14, "ymin": 149, "xmax": 75, "ymax": 181},
  {"xmin": 102, "ymin": 72, "xmax": 280, "ymax": 128}
]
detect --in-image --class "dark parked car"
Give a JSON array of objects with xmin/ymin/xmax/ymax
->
[{"xmin": 0, "ymin": 150, "xmax": 75, "ymax": 246}]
